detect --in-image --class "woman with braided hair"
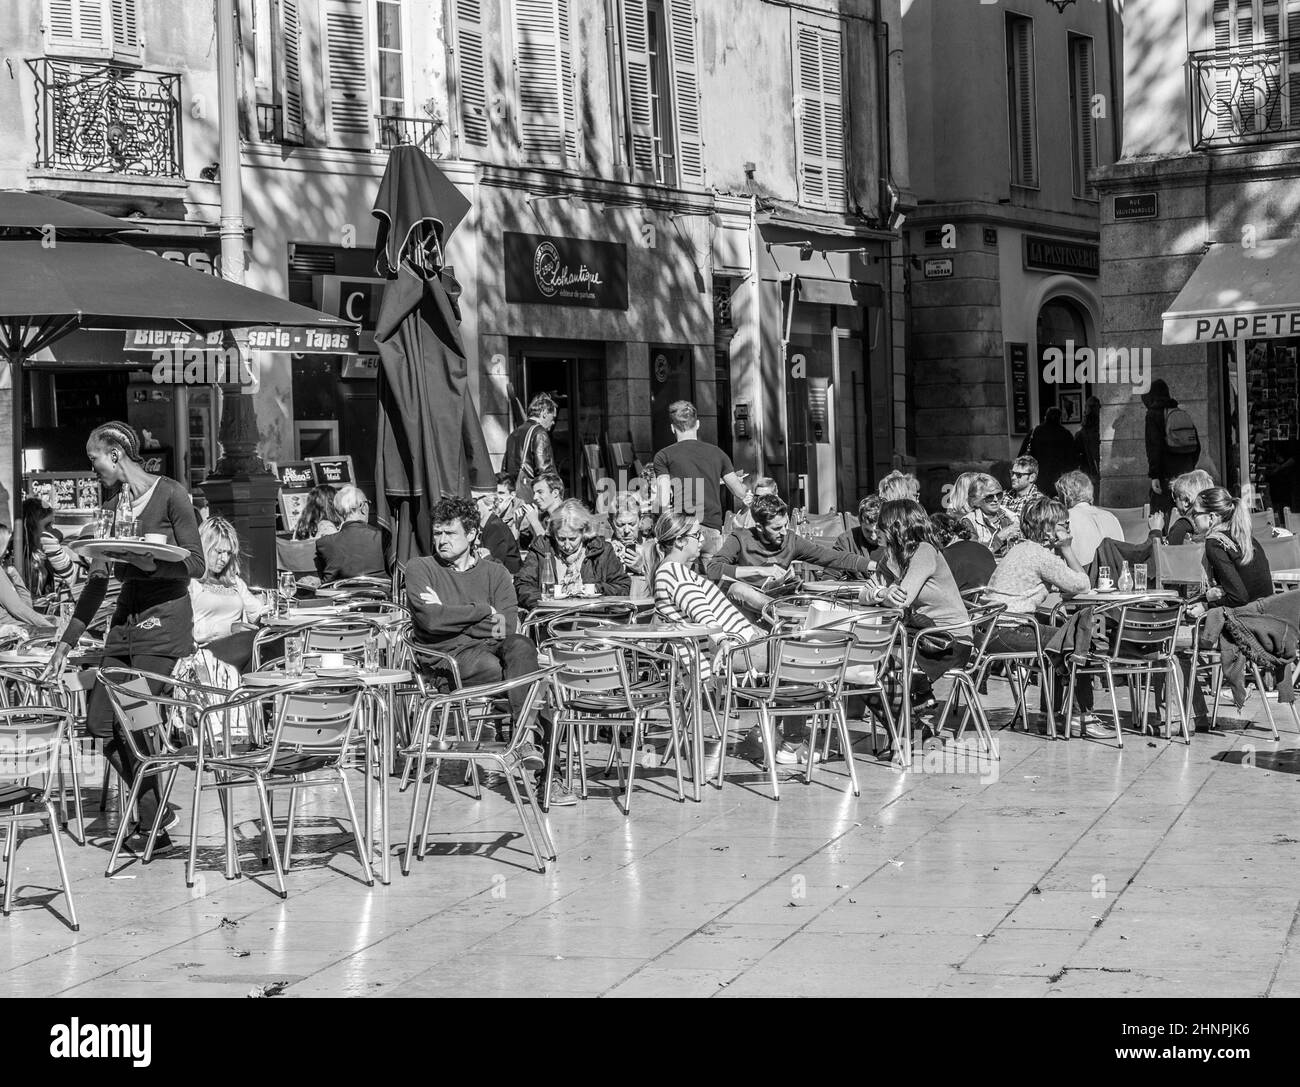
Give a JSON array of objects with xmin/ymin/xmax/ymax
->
[{"xmin": 43, "ymin": 421, "xmax": 205, "ymax": 847}]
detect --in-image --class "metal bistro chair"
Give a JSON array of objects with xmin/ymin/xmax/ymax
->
[
  {"xmin": 1258, "ymin": 533, "xmax": 1300, "ymax": 577},
  {"xmin": 1101, "ymin": 505, "xmax": 1153, "ymax": 545},
  {"xmin": 192, "ymin": 678, "xmax": 377, "ymax": 897},
  {"xmin": 400, "ymin": 669, "xmax": 558, "ymax": 874},
  {"xmin": 398, "ymin": 632, "xmax": 516, "ymax": 796},
  {"xmin": 965, "ymin": 602, "xmax": 1059, "ymax": 738},
  {"xmin": 1063, "ymin": 598, "xmax": 1189, "ymax": 748},
  {"xmin": 521, "ymin": 599, "xmax": 644, "ymax": 644},
  {"xmin": 0, "ymin": 707, "xmax": 79, "ymax": 931},
  {"xmin": 544, "ymin": 635, "xmax": 686, "ymax": 814},
  {"xmin": 328, "ymin": 576, "xmax": 392, "ymax": 602},
  {"xmin": 922, "ymin": 604, "xmax": 1006, "ymax": 755},
  {"xmin": 721, "ymin": 629, "xmax": 856, "ymax": 800},
  {"xmin": 99, "ymin": 668, "xmax": 233, "ymax": 874},
  {"xmin": 816, "ymin": 608, "xmax": 906, "ymax": 766}
]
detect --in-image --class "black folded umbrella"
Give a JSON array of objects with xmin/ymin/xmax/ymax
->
[{"xmin": 371, "ymin": 147, "xmax": 492, "ymax": 565}]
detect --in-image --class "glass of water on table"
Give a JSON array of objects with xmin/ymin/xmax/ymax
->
[
  {"xmin": 285, "ymin": 634, "xmax": 305, "ymax": 677},
  {"xmin": 1134, "ymin": 563, "xmax": 1149, "ymax": 592}
]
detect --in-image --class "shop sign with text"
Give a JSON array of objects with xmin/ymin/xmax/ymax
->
[
  {"xmin": 504, "ymin": 232, "xmax": 629, "ymax": 310},
  {"xmin": 122, "ymin": 327, "xmax": 359, "ymax": 355},
  {"xmin": 1023, "ymin": 235, "xmax": 1099, "ymax": 277}
]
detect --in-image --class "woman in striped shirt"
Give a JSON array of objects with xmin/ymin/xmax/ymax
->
[{"xmin": 651, "ymin": 513, "xmax": 778, "ymax": 766}]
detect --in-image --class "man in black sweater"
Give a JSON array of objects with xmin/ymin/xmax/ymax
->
[{"xmin": 406, "ymin": 497, "xmax": 574, "ymax": 805}]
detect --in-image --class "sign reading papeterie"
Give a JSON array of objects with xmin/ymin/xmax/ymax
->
[{"xmin": 504, "ymin": 232, "xmax": 629, "ymax": 310}]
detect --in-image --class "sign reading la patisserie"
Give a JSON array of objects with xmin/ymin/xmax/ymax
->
[{"xmin": 504, "ymin": 232, "xmax": 629, "ymax": 310}]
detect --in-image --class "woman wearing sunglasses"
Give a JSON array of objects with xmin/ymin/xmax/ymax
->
[
  {"xmin": 1191, "ymin": 487, "xmax": 1273, "ymax": 609},
  {"xmin": 961, "ymin": 474, "xmax": 1022, "ymax": 557},
  {"xmin": 651, "ymin": 513, "xmax": 779, "ymax": 766}
]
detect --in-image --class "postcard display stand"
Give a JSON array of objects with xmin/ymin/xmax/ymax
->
[{"xmin": 1245, "ymin": 342, "xmax": 1299, "ymax": 507}]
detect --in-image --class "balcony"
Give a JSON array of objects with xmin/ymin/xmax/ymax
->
[
  {"xmin": 1189, "ymin": 38, "xmax": 1300, "ymax": 150},
  {"xmin": 28, "ymin": 58, "xmax": 182, "ymax": 178},
  {"xmin": 375, "ymin": 114, "xmax": 443, "ymax": 154}
]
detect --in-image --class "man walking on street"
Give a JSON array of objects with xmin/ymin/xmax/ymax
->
[{"xmin": 653, "ymin": 400, "xmax": 750, "ymax": 558}]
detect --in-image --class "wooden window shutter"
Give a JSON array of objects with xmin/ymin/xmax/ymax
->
[
  {"xmin": 667, "ymin": 0, "xmax": 704, "ymax": 187},
  {"xmin": 46, "ymin": 0, "xmax": 109, "ymax": 56},
  {"xmin": 513, "ymin": 0, "xmax": 571, "ymax": 163},
  {"xmin": 621, "ymin": 0, "xmax": 657, "ymax": 180},
  {"xmin": 1070, "ymin": 36, "xmax": 1096, "ymax": 198},
  {"xmin": 279, "ymin": 0, "xmax": 305, "ymax": 143},
  {"xmin": 453, "ymin": 0, "xmax": 490, "ymax": 149},
  {"xmin": 110, "ymin": 0, "xmax": 140, "ymax": 56},
  {"xmin": 795, "ymin": 21, "xmax": 846, "ymax": 210},
  {"xmin": 1006, "ymin": 15, "xmax": 1038, "ymax": 188},
  {"xmin": 560, "ymin": 0, "xmax": 579, "ymax": 159},
  {"xmin": 324, "ymin": 0, "xmax": 372, "ymax": 149}
]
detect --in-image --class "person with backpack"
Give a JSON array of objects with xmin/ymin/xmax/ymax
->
[
  {"xmin": 503, "ymin": 393, "xmax": 558, "ymax": 504},
  {"xmin": 1143, "ymin": 379, "xmax": 1200, "ymax": 520}
]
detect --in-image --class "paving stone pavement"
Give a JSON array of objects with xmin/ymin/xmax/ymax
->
[{"xmin": 3, "ymin": 687, "xmax": 1299, "ymax": 998}]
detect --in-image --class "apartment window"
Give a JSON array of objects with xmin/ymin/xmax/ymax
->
[
  {"xmin": 620, "ymin": 0, "xmax": 703, "ymax": 186},
  {"xmin": 375, "ymin": 0, "xmax": 404, "ymax": 118},
  {"xmin": 45, "ymin": 0, "xmax": 141, "ymax": 62},
  {"xmin": 1006, "ymin": 13, "xmax": 1039, "ymax": 189},
  {"xmin": 793, "ymin": 17, "xmax": 847, "ymax": 211},
  {"xmin": 1210, "ymin": 0, "xmax": 1300, "ymax": 136},
  {"xmin": 1069, "ymin": 34, "xmax": 1097, "ymax": 199}
]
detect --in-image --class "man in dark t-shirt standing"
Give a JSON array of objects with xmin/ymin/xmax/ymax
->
[{"xmin": 652, "ymin": 400, "xmax": 750, "ymax": 558}]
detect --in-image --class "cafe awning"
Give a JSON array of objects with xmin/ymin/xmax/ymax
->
[
  {"xmin": 0, "ymin": 238, "xmax": 356, "ymax": 336},
  {"xmin": 1162, "ymin": 238, "xmax": 1300, "ymax": 345}
]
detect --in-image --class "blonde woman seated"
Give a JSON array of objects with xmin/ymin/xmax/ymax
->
[
  {"xmin": 187, "ymin": 516, "xmax": 268, "ymax": 672},
  {"xmin": 516, "ymin": 499, "xmax": 630, "ymax": 610},
  {"xmin": 0, "ymin": 525, "xmax": 57, "ymax": 643}
]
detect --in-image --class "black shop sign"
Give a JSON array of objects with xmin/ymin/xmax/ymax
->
[
  {"xmin": 1023, "ymin": 235, "xmax": 1099, "ymax": 277},
  {"xmin": 504, "ymin": 232, "xmax": 629, "ymax": 310}
]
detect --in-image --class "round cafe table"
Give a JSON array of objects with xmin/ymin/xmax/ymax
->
[{"xmin": 241, "ymin": 664, "xmax": 411, "ymax": 885}]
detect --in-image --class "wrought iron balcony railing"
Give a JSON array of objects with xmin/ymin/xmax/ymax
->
[
  {"xmin": 28, "ymin": 58, "xmax": 182, "ymax": 178},
  {"xmin": 1189, "ymin": 38, "xmax": 1300, "ymax": 150},
  {"xmin": 375, "ymin": 114, "xmax": 442, "ymax": 153}
]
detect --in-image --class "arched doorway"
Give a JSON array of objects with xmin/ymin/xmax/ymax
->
[{"xmin": 1036, "ymin": 297, "xmax": 1090, "ymax": 427}]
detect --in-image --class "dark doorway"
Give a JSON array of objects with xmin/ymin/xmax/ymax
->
[
  {"xmin": 1036, "ymin": 297, "xmax": 1090, "ymax": 427},
  {"xmin": 650, "ymin": 346, "xmax": 695, "ymax": 455},
  {"xmin": 513, "ymin": 342, "xmax": 607, "ymax": 503}
]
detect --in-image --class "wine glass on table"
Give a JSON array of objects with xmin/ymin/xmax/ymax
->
[{"xmin": 277, "ymin": 571, "xmax": 297, "ymax": 618}]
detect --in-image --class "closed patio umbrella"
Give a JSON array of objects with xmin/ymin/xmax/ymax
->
[{"xmin": 371, "ymin": 145, "xmax": 493, "ymax": 565}]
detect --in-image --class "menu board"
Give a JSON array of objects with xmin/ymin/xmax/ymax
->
[
  {"xmin": 309, "ymin": 456, "xmax": 355, "ymax": 488},
  {"xmin": 276, "ymin": 461, "xmax": 315, "ymax": 534},
  {"xmin": 26, "ymin": 472, "xmax": 103, "ymax": 511},
  {"xmin": 1006, "ymin": 343, "xmax": 1032, "ymax": 437}
]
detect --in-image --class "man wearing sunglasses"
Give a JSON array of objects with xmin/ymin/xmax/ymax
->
[{"xmin": 1003, "ymin": 457, "xmax": 1045, "ymax": 519}]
